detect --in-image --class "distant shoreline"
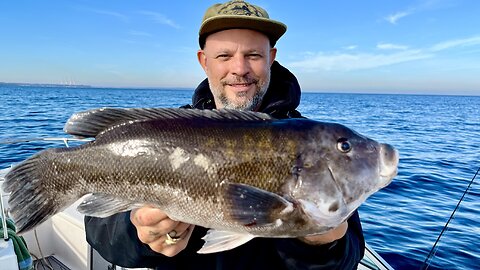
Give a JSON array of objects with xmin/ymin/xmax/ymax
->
[
  {"xmin": 0, "ymin": 82, "xmax": 92, "ymax": 88},
  {"xmin": 0, "ymin": 82, "xmax": 193, "ymax": 91}
]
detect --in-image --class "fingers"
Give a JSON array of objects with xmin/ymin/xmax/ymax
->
[
  {"xmin": 165, "ymin": 222, "xmax": 192, "ymax": 239},
  {"xmin": 131, "ymin": 207, "xmax": 176, "ymax": 244},
  {"xmin": 131, "ymin": 207, "xmax": 168, "ymax": 226},
  {"xmin": 150, "ymin": 224, "xmax": 195, "ymax": 257},
  {"xmin": 130, "ymin": 206, "xmax": 194, "ymax": 256}
]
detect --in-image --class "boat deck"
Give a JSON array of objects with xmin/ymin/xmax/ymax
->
[{"xmin": 34, "ymin": 256, "xmax": 71, "ymax": 270}]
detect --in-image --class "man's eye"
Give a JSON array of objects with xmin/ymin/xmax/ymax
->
[
  {"xmin": 216, "ymin": 54, "xmax": 230, "ymax": 59},
  {"xmin": 248, "ymin": 54, "xmax": 262, "ymax": 59}
]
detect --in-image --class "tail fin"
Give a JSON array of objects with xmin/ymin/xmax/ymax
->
[{"xmin": 2, "ymin": 151, "xmax": 75, "ymax": 234}]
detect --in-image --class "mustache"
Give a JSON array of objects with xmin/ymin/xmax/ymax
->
[{"xmin": 222, "ymin": 76, "xmax": 258, "ymax": 85}]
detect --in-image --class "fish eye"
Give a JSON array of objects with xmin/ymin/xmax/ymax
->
[{"xmin": 336, "ymin": 138, "xmax": 351, "ymax": 153}]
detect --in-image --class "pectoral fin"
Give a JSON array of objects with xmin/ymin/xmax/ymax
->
[
  {"xmin": 198, "ymin": 229, "xmax": 255, "ymax": 254},
  {"xmin": 224, "ymin": 182, "xmax": 294, "ymax": 227}
]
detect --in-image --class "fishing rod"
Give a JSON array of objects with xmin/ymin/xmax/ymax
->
[{"xmin": 420, "ymin": 165, "xmax": 480, "ymax": 270}]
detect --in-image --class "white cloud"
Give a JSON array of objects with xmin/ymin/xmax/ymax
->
[
  {"xmin": 385, "ymin": 11, "xmax": 411, "ymax": 25},
  {"xmin": 289, "ymin": 50, "xmax": 432, "ymax": 72},
  {"xmin": 377, "ymin": 43, "xmax": 409, "ymax": 50},
  {"xmin": 430, "ymin": 36, "xmax": 480, "ymax": 51},
  {"xmin": 92, "ymin": 10, "xmax": 129, "ymax": 22},
  {"xmin": 384, "ymin": 0, "xmax": 457, "ymax": 25},
  {"xmin": 289, "ymin": 34, "xmax": 480, "ymax": 73},
  {"xmin": 138, "ymin": 11, "xmax": 180, "ymax": 29},
  {"xmin": 343, "ymin": 45, "xmax": 358, "ymax": 50}
]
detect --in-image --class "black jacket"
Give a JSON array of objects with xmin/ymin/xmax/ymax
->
[{"xmin": 85, "ymin": 61, "xmax": 365, "ymax": 269}]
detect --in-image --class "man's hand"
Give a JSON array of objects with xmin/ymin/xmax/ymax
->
[
  {"xmin": 299, "ymin": 222, "xmax": 348, "ymax": 245},
  {"xmin": 130, "ymin": 206, "xmax": 195, "ymax": 257}
]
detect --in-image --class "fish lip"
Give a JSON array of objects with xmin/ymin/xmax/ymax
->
[
  {"xmin": 379, "ymin": 167, "xmax": 398, "ymax": 179},
  {"xmin": 378, "ymin": 173, "xmax": 396, "ymax": 188},
  {"xmin": 378, "ymin": 145, "xmax": 399, "ymax": 185}
]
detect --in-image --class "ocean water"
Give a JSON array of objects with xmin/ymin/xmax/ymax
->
[{"xmin": 0, "ymin": 86, "xmax": 479, "ymax": 270}]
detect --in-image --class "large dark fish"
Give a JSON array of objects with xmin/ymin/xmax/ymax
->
[{"xmin": 2, "ymin": 108, "xmax": 398, "ymax": 253}]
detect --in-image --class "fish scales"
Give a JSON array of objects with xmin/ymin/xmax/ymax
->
[
  {"xmin": 19, "ymin": 119, "xmax": 298, "ymax": 223},
  {"xmin": 3, "ymin": 108, "xmax": 399, "ymax": 253},
  {"xmin": 107, "ymin": 119, "xmax": 301, "ymax": 226}
]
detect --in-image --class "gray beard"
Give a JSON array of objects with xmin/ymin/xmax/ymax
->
[{"xmin": 210, "ymin": 74, "xmax": 270, "ymax": 111}]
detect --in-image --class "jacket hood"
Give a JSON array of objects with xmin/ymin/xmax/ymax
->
[{"xmin": 190, "ymin": 61, "xmax": 302, "ymax": 118}]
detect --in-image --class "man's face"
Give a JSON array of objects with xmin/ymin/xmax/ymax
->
[{"xmin": 198, "ymin": 29, "xmax": 277, "ymax": 110}]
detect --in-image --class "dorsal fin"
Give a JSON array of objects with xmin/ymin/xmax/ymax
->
[{"xmin": 64, "ymin": 107, "xmax": 275, "ymax": 138}]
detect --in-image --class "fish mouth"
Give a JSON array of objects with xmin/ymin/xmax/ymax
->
[{"xmin": 378, "ymin": 143, "xmax": 399, "ymax": 186}]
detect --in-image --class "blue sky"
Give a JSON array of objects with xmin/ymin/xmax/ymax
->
[{"xmin": 1, "ymin": 0, "xmax": 479, "ymax": 95}]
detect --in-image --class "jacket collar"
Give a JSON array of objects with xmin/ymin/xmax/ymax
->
[{"xmin": 191, "ymin": 61, "xmax": 302, "ymax": 118}]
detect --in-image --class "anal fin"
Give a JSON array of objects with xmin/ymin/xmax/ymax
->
[{"xmin": 198, "ymin": 229, "xmax": 255, "ymax": 254}]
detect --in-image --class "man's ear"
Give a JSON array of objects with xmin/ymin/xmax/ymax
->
[
  {"xmin": 269, "ymin": 47, "xmax": 277, "ymax": 66},
  {"xmin": 197, "ymin": 50, "xmax": 207, "ymax": 72}
]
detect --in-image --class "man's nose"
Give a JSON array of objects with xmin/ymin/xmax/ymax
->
[{"xmin": 230, "ymin": 56, "xmax": 250, "ymax": 76}]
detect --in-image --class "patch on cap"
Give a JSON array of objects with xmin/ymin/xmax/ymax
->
[{"xmin": 216, "ymin": 1, "xmax": 265, "ymax": 17}]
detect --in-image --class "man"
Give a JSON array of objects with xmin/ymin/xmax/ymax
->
[{"xmin": 85, "ymin": 1, "xmax": 365, "ymax": 269}]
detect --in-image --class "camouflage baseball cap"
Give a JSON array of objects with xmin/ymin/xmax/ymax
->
[{"xmin": 199, "ymin": 1, "xmax": 287, "ymax": 47}]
